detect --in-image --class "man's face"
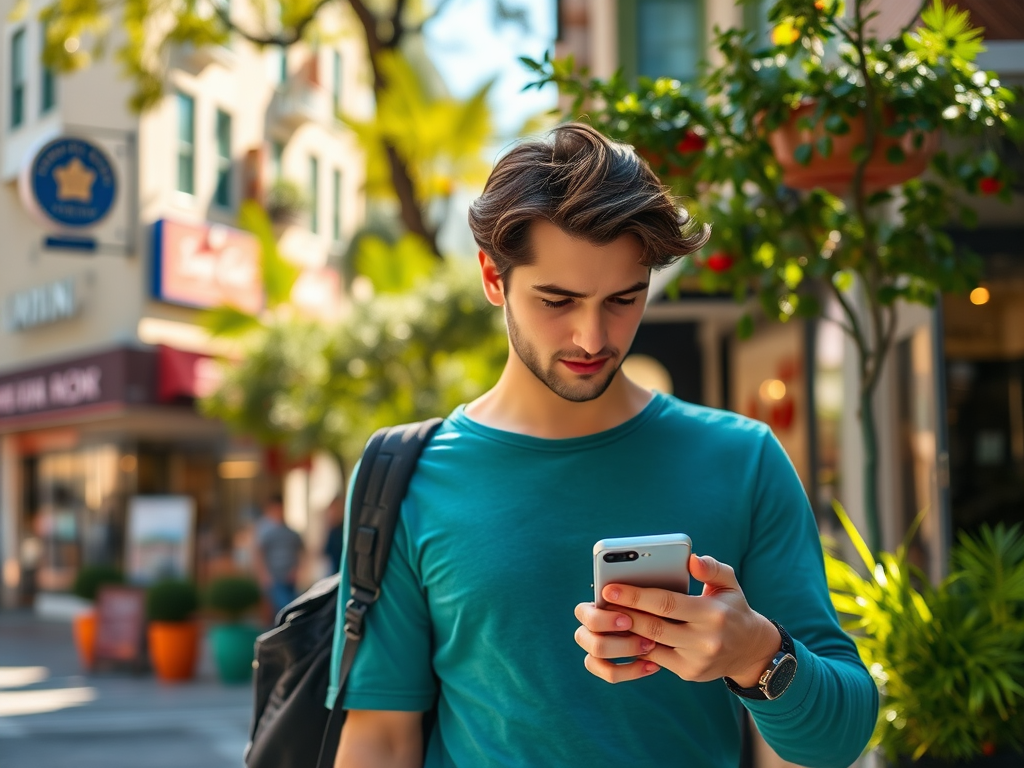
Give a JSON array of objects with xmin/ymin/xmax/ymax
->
[{"xmin": 498, "ymin": 220, "xmax": 649, "ymax": 403}]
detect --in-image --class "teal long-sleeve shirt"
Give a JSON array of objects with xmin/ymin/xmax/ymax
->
[{"xmin": 329, "ymin": 394, "xmax": 878, "ymax": 767}]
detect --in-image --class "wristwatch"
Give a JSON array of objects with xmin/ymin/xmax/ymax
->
[{"xmin": 723, "ymin": 620, "xmax": 797, "ymax": 701}]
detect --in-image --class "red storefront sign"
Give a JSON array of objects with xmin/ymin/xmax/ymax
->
[
  {"xmin": 0, "ymin": 348, "xmax": 157, "ymax": 427},
  {"xmin": 152, "ymin": 218, "xmax": 263, "ymax": 314}
]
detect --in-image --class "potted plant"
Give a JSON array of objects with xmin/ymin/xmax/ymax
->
[
  {"xmin": 145, "ymin": 578, "xmax": 201, "ymax": 682},
  {"xmin": 265, "ymin": 178, "xmax": 309, "ymax": 225},
  {"xmin": 527, "ymin": 0, "xmax": 1021, "ymax": 553},
  {"xmin": 205, "ymin": 574, "xmax": 263, "ymax": 683},
  {"xmin": 825, "ymin": 504, "xmax": 1024, "ymax": 765},
  {"xmin": 70, "ymin": 564, "xmax": 124, "ymax": 670}
]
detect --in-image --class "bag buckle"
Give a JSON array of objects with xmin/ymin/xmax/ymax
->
[{"xmin": 343, "ymin": 594, "xmax": 377, "ymax": 641}]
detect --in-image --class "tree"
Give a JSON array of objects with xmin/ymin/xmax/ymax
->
[
  {"xmin": 199, "ymin": 242, "xmax": 507, "ymax": 465},
  {"xmin": 527, "ymin": 0, "xmax": 1021, "ymax": 551},
  {"xmin": 34, "ymin": 0, "xmax": 516, "ymax": 256}
]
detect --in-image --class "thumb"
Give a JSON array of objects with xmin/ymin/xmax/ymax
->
[{"xmin": 689, "ymin": 554, "xmax": 739, "ymax": 590}]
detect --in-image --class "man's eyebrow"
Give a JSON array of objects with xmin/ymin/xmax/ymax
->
[{"xmin": 531, "ymin": 281, "xmax": 649, "ymax": 299}]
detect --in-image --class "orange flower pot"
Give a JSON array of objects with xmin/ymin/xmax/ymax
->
[
  {"xmin": 766, "ymin": 101, "xmax": 939, "ymax": 194},
  {"xmin": 72, "ymin": 611, "xmax": 97, "ymax": 670},
  {"xmin": 147, "ymin": 621, "xmax": 200, "ymax": 682}
]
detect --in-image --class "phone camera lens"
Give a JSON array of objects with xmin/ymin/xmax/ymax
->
[{"xmin": 628, "ymin": 552, "xmax": 638, "ymax": 560}]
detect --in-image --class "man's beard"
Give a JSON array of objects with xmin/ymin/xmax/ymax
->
[{"xmin": 505, "ymin": 302, "xmax": 621, "ymax": 403}]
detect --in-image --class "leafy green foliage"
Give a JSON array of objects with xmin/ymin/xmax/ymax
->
[
  {"xmin": 145, "ymin": 578, "xmax": 200, "ymax": 622},
  {"xmin": 826, "ymin": 504, "xmax": 1024, "ymax": 761},
  {"xmin": 525, "ymin": 0, "xmax": 1020, "ymax": 551},
  {"xmin": 72, "ymin": 564, "xmax": 124, "ymax": 602},
  {"xmin": 205, "ymin": 575, "xmax": 262, "ymax": 622},
  {"xmin": 343, "ymin": 50, "xmax": 494, "ymax": 204},
  {"xmin": 201, "ymin": 257, "xmax": 506, "ymax": 464}
]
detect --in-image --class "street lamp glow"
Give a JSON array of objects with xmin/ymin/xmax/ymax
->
[{"xmin": 970, "ymin": 287, "xmax": 990, "ymax": 305}]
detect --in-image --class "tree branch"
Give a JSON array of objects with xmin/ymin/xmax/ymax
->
[
  {"xmin": 211, "ymin": 0, "xmax": 336, "ymax": 47},
  {"xmin": 407, "ymin": 0, "xmax": 460, "ymax": 36}
]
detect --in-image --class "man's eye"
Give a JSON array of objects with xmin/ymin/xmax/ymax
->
[
  {"xmin": 541, "ymin": 298, "xmax": 573, "ymax": 308},
  {"xmin": 610, "ymin": 297, "xmax": 638, "ymax": 306}
]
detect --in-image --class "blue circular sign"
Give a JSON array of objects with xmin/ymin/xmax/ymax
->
[{"xmin": 30, "ymin": 137, "xmax": 117, "ymax": 228}]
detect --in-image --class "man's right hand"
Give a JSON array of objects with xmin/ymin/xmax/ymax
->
[{"xmin": 335, "ymin": 709, "xmax": 423, "ymax": 768}]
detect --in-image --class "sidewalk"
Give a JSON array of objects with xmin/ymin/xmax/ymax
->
[{"xmin": 0, "ymin": 611, "xmax": 252, "ymax": 768}]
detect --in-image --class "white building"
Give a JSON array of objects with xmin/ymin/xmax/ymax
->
[{"xmin": 0, "ymin": 0, "xmax": 370, "ymax": 610}]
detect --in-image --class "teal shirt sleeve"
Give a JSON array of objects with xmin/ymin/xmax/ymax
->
[
  {"xmin": 326, "ymin": 467, "xmax": 435, "ymax": 711},
  {"xmin": 737, "ymin": 429, "xmax": 879, "ymax": 768}
]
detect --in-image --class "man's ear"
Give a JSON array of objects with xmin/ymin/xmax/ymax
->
[{"xmin": 478, "ymin": 250, "xmax": 505, "ymax": 307}]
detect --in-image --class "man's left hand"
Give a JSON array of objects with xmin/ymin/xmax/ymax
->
[{"xmin": 574, "ymin": 553, "xmax": 781, "ymax": 687}]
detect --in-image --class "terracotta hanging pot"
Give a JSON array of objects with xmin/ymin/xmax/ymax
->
[
  {"xmin": 766, "ymin": 101, "xmax": 939, "ymax": 194},
  {"xmin": 72, "ymin": 610, "xmax": 98, "ymax": 670},
  {"xmin": 148, "ymin": 620, "xmax": 200, "ymax": 682}
]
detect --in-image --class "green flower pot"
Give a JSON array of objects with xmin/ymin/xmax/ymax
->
[{"xmin": 209, "ymin": 624, "xmax": 261, "ymax": 684}]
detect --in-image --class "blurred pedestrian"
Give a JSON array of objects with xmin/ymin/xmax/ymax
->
[
  {"xmin": 330, "ymin": 123, "xmax": 877, "ymax": 767},
  {"xmin": 322, "ymin": 496, "xmax": 344, "ymax": 577},
  {"xmin": 252, "ymin": 493, "xmax": 304, "ymax": 618}
]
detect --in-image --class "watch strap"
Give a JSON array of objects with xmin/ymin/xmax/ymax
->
[{"xmin": 723, "ymin": 620, "xmax": 795, "ymax": 700}]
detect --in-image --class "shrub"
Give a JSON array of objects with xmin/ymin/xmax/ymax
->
[
  {"xmin": 72, "ymin": 565, "xmax": 124, "ymax": 602},
  {"xmin": 205, "ymin": 575, "xmax": 262, "ymax": 622},
  {"xmin": 145, "ymin": 579, "xmax": 200, "ymax": 623}
]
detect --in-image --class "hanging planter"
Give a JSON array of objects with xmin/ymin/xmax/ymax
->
[{"xmin": 765, "ymin": 101, "xmax": 939, "ymax": 194}]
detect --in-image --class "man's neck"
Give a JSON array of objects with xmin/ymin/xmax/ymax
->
[{"xmin": 465, "ymin": 357, "xmax": 654, "ymax": 440}]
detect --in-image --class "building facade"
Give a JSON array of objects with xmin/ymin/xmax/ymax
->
[{"xmin": 0, "ymin": 1, "xmax": 368, "ymax": 611}]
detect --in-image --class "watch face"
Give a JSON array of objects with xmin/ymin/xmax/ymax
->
[{"xmin": 766, "ymin": 654, "xmax": 797, "ymax": 699}]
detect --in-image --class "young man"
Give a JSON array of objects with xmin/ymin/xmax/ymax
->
[
  {"xmin": 329, "ymin": 123, "xmax": 878, "ymax": 767},
  {"xmin": 253, "ymin": 493, "xmax": 304, "ymax": 617}
]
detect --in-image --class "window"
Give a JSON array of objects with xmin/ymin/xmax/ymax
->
[
  {"xmin": 10, "ymin": 28, "xmax": 26, "ymax": 129},
  {"xmin": 309, "ymin": 156, "xmax": 319, "ymax": 233},
  {"xmin": 619, "ymin": 0, "xmax": 702, "ymax": 84},
  {"xmin": 332, "ymin": 169, "xmax": 341, "ymax": 241},
  {"xmin": 332, "ymin": 50, "xmax": 342, "ymax": 115},
  {"xmin": 214, "ymin": 109, "xmax": 232, "ymax": 208},
  {"xmin": 177, "ymin": 92, "xmax": 195, "ymax": 194},
  {"xmin": 41, "ymin": 25, "xmax": 56, "ymax": 113},
  {"xmin": 271, "ymin": 141, "xmax": 284, "ymax": 180}
]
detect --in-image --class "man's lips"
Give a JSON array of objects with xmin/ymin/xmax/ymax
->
[{"xmin": 561, "ymin": 358, "xmax": 609, "ymax": 375}]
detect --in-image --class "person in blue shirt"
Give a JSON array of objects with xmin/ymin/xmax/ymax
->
[{"xmin": 330, "ymin": 122, "xmax": 878, "ymax": 767}]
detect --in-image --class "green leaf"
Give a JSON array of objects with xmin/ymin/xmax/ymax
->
[
  {"xmin": 198, "ymin": 305, "xmax": 262, "ymax": 338},
  {"xmin": 783, "ymin": 261, "xmax": 804, "ymax": 289},
  {"xmin": 833, "ymin": 271, "xmax": 854, "ymax": 292},
  {"xmin": 794, "ymin": 143, "xmax": 814, "ymax": 166},
  {"xmin": 736, "ymin": 313, "xmax": 754, "ymax": 340},
  {"xmin": 832, "ymin": 501, "xmax": 877, "ymax": 573},
  {"xmin": 886, "ymin": 145, "xmax": 907, "ymax": 165},
  {"xmin": 817, "ymin": 135, "xmax": 833, "ymax": 159},
  {"xmin": 754, "ymin": 242, "xmax": 777, "ymax": 268},
  {"xmin": 825, "ymin": 114, "xmax": 850, "ymax": 135},
  {"xmin": 851, "ymin": 145, "xmax": 871, "ymax": 165},
  {"xmin": 979, "ymin": 151, "xmax": 999, "ymax": 177},
  {"xmin": 238, "ymin": 200, "xmax": 300, "ymax": 308}
]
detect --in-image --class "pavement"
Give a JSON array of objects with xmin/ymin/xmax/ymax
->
[{"xmin": 0, "ymin": 611, "xmax": 252, "ymax": 768}]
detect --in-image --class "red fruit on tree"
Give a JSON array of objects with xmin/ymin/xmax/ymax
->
[
  {"xmin": 706, "ymin": 252, "xmax": 735, "ymax": 272},
  {"xmin": 979, "ymin": 176, "xmax": 1003, "ymax": 195},
  {"xmin": 676, "ymin": 131, "xmax": 707, "ymax": 154},
  {"xmin": 981, "ymin": 742, "xmax": 996, "ymax": 757},
  {"xmin": 814, "ymin": 0, "xmax": 827, "ymax": 10}
]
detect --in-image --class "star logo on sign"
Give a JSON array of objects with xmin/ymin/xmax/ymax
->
[{"xmin": 53, "ymin": 157, "xmax": 96, "ymax": 202}]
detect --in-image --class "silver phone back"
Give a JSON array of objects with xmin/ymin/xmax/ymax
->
[{"xmin": 593, "ymin": 533, "xmax": 692, "ymax": 608}]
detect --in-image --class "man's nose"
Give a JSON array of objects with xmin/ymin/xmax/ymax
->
[{"xmin": 572, "ymin": 308, "xmax": 608, "ymax": 356}]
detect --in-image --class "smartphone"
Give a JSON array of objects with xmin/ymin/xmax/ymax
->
[{"xmin": 593, "ymin": 533, "xmax": 692, "ymax": 609}]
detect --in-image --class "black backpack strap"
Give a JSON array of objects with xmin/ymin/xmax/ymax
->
[{"xmin": 317, "ymin": 417, "xmax": 443, "ymax": 768}]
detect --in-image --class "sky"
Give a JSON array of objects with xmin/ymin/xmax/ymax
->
[
  {"xmin": 423, "ymin": 0, "xmax": 559, "ymax": 139},
  {"xmin": 421, "ymin": 0, "xmax": 559, "ymax": 254}
]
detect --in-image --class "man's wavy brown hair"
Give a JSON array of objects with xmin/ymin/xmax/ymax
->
[{"xmin": 468, "ymin": 122, "xmax": 709, "ymax": 279}]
